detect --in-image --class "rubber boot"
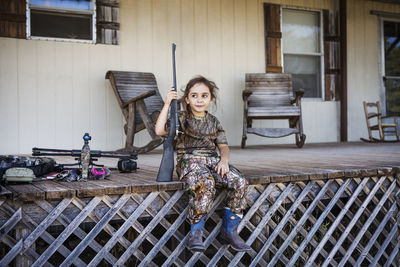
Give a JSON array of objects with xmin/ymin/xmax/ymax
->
[
  {"xmin": 220, "ymin": 209, "xmax": 251, "ymax": 252},
  {"xmin": 187, "ymin": 217, "xmax": 206, "ymax": 252}
]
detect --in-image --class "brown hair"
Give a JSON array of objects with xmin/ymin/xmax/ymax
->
[{"xmin": 180, "ymin": 76, "xmax": 219, "ymax": 113}]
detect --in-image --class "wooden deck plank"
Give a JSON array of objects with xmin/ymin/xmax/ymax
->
[
  {"xmin": 7, "ymin": 184, "xmax": 45, "ymax": 201},
  {"xmin": 2, "ymin": 143, "xmax": 399, "ymax": 200},
  {"xmin": 33, "ymin": 181, "xmax": 75, "ymax": 199}
]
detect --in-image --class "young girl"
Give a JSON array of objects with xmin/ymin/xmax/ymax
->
[{"xmin": 155, "ymin": 76, "xmax": 250, "ymax": 252}]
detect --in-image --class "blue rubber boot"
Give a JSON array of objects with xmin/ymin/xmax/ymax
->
[
  {"xmin": 220, "ymin": 209, "xmax": 251, "ymax": 252},
  {"xmin": 187, "ymin": 217, "xmax": 206, "ymax": 252}
]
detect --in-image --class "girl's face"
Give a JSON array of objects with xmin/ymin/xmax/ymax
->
[{"xmin": 185, "ymin": 83, "xmax": 213, "ymax": 117}]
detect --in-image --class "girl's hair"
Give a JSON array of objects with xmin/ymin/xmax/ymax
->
[{"xmin": 180, "ymin": 76, "xmax": 219, "ymax": 112}]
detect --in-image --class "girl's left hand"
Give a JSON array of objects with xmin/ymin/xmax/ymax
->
[{"xmin": 215, "ymin": 160, "xmax": 229, "ymax": 177}]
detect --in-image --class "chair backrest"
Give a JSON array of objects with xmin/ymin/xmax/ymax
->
[
  {"xmin": 245, "ymin": 73, "xmax": 293, "ymax": 107},
  {"xmin": 106, "ymin": 71, "xmax": 164, "ymax": 124},
  {"xmin": 363, "ymin": 101, "xmax": 382, "ymax": 120}
]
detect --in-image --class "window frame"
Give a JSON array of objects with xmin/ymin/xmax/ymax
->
[
  {"xmin": 380, "ymin": 16, "xmax": 400, "ymax": 115},
  {"xmin": 281, "ymin": 6, "xmax": 325, "ymax": 100},
  {"xmin": 26, "ymin": 0, "xmax": 97, "ymax": 43}
]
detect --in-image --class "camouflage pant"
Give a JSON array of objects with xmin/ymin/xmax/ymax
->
[{"xmin": 179, "ymin": 154, "xmax": 248, "ymax": 224}]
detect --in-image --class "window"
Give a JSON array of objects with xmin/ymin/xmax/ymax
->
[
  {"xmin": 27, "ymin": 0, "xmax": 96, "ymax": 42},
  {"xmin": 383, "ymin": 19, "xmax": 400, "ymax": 116},
  {"xmin": 282, "ymin": 9, "xmax": 323, "ymax": 98}
]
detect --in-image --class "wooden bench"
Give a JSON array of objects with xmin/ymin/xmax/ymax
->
[
  {"xmin": 106, "ymin": 71, "xmax": 164, "ymax": 153},
  {"xmin": 242, "ymin": 73, "xmax": 306, "ymax": 148}
]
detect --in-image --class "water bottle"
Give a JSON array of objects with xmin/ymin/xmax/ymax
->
[{"xmin": 81, "ymin": 133, "xmax": 91, "ymax": 180}]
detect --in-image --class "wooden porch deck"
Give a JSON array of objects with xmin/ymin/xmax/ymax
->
[
  {"xmin": 2, "ymin": 142, "xmax": 399, "ymax": 200},
  {"xmin": 0, "ymin": 142, "xmax": 399, "ymax": 266}
]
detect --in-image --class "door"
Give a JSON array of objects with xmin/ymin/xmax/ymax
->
[{"xmin": 382, "ymin": 19, "xmax": 400, "ymax": 116}]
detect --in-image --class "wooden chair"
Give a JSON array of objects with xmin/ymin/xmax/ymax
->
[
  {"xmin": 361, "ymin": 101, "xmax": 399, "ymax": 142},
  {"xmin": 106, "ymin": 71, "xmax": 164, "ymax": 153},
  {"xmin": 242, "ymin": 73, "xmax": 306, "ymax": 148}
]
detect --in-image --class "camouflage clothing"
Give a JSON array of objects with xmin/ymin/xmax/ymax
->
[{"xmin": 175, "ymin": 111, "xmax": 248, "ymax": 224}]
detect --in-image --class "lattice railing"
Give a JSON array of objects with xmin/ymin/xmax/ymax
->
[{"xmin": 0, "ymin": 172, "xmax": 399, "ymax": 266}]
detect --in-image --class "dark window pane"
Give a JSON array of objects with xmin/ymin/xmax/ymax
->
[
  {"xmin": 384, "ymin": 21, "xmax": 400, "ymax": 77},
  {"xmin": 31, "ymin": 10, "xmax": 92, "ymax": 40},
  {"xmin": 384, "ymin": 20, "xmax": 400, "ymax": 115},
  {"xmin": 385, "ymin": 78, "xmax": 400, "ymax": 116},
  {"xmin": 284, "ymin": 55, "xmax": 321, "ymax": 98}
]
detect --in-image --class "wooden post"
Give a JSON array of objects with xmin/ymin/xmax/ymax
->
[
  {"xmin": 340, "ymin": 0, "xmax": 348, "ymax": 142},
  {"xmin": 15, "ymin": 224, "xmax": 32, "ymax": 267},
  {"xmin": 396, "ymin": 171, "xmax": 400, "ymax": 267}
]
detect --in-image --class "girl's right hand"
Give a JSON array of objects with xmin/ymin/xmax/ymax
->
[{"xmin": 165, "ymin": 88, "xmax": 178, "ymax": 105}]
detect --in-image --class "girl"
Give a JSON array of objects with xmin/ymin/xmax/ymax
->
[{"xmin": 155, "ymin": 76, "xmax": 250, "ymax": 252}]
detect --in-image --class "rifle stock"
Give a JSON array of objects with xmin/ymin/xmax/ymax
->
[{"xmin": 157, "ymin": 43, "xmax": 178, "ymax": 182}]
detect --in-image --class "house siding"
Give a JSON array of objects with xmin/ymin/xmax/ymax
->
[{"xmin": 0, "ymin": 0, "xmax": 398, "ymax": 153}]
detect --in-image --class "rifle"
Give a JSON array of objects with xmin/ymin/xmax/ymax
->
[
  {"xmin": 32, "ymin": 133, "xmax": 138, "ymax": 172},
  {"xmin": 157, "ymin": 43, "xmax": 179, "ymax": 182}
]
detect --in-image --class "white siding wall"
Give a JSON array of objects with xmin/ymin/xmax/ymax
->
[
  {"xmin": 0, "ymin": 0, "xmax": 398, "ymax": 153},
  {"xmin": 347, "ymin": 0, "xmax": 400, "ymax": 141}
]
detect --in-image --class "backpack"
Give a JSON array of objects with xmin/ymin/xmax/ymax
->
[
  {"xmin": 3, "ymin": 168, "xmax": 35, "ymax": 183},
  {"xmin": 0, "ymin": 156, "xmax": 56, "ymax": 183}
]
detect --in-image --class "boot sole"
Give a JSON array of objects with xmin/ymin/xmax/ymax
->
[
  {"xmin": 187, "ymin": 245, "xmax": 206, "ymax": 252},
  {"xmin": 219, "ymin": 236, "xmax": 251, "ymax": 252}
]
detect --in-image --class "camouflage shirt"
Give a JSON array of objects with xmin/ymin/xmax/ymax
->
[{"xmin": 172, "ymin": 111, "xmax": 228, "ymax": 169}]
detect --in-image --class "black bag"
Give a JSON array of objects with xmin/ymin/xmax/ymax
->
[{"xmin": 0, "ymin": 156, "xmax": 56, "ymax": 182}]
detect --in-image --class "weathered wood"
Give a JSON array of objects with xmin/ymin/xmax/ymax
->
[
  {"xmin": 361, "ymin": 101, "xmax": 400, "ymax": 142},
  {"xmin": 242, "ymin": 73, "xmax": 305, "ymax": 148},
  {"xmin": 33, "ymin": 181, "xmax": 75, "ymax": 199},
  {"xmin": 370, "ymin": 222, "xmax": 398, "ymax": 266},
  {"xmin": 31, "ymin": 196, "xmax": 103, "ymax": 267},
  {"xmin": 0, "ymin": 144, "xmax": 399, "ymax": 265},
  {"xmin": 87, "ymin": 192, "xmax": 158, "ymax": 266},
  {"xmin": 96, "ymin": 0, "xmax": 119, "ymax": 44},
  {"xmin": 23, "ymin": 199, "xmax": 72, "ymax": 251},
  {"xmin": 355, "ymin": 202, "xmax": 397, "ymax": 266},
  {"xmin": 106, "ymin": 71, "xmax": 164, "ymax": 153},
  {"xmin": 264, "ymin": 3, "xmax": 282, "ymax": 73},
  {"xmin": 305, "ymin": 178, "xmax": 370, "ymax": 266},
  {"xmin": 60, "ymin": 194, "xmax": 131, "ymax": 266},
  {"xmin": 115, "ymin": 191, "xmax": 184, "ymax": 265},
  {"xmin": 0, "ymin": 239, "xmax": 23, "ymax": 266},
  {"xmin": 338, "ymin": 179, "xmax": 396, "ymax": 266},
  {"xmin": 250, "ymin": 182, "xmax": 315, "ymax": 266},
  {"xmin": 321, "ymin": 176, "xmax": 387, "ymax": 267},
  {"xmin": 8, "ymin": 183, "xmax": 45, "ymax": 201},
  {"xmin": 0, "ymin": 207, "xmax": 21, "ymax": 241}
]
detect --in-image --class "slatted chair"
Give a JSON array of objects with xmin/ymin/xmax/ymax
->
[
  {"xmin": 242, "ymin": 73, "xmax": 306, "ymax": 148},
  {"xmin": 360, "ymin": 101, "xmax": 399, "ymax": 142},
  {"xmin": 106, "ymin": 71, "xmax": 164, "ymax": 153}
]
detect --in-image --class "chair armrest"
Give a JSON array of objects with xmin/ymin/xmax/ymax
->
[
  {"xmin": 291, "ymin": 89, "xmax": 304, "ymax": 105},
  {"xmin": 242, "ymin": 89, "xmax": 253, "ymax": 101},
  {"xmin": 122, "ymin": 90, "xmax": 157, "ymax": 108}
]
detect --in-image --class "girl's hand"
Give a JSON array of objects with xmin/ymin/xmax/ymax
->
[
  {"xmin": 215, "ymin": 159, "xmax": 229, "ymax": 177},
  {"xmin": 165, "ymin": 88, "xmax": 178, "ymax": 105}
]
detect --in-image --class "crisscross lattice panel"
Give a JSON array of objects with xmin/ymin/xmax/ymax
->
[{"xmin": 0, "ymin": 174, "xmax": 398, "ymax": 266}]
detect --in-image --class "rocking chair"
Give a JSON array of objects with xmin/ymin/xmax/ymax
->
[
  {"xmin": 360, "ymin": 101, "xmax": 399, "ymax": 142},
  {"xmin": 242, "ymin": 73, "xmax": 306, "ymax": 148},
  {"xmin": 106, "ymin": 71, "xmax": 164, "ymax": 153}
]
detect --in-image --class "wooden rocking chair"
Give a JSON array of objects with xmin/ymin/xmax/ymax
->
[
  {"xmin": 106, "ymin": 71, "xmax": 164, "ymax": 153},
  {"xmin": 360, "ymin": 101, "xmax": 399, "ymax": 142},
  {"xmin": 242, "ymin": 73, "xmax": 306, "ymax": 148}
]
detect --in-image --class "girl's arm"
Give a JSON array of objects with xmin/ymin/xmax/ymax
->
[
  {"xmin": 215, "ymin": 144, "xmax": 230, "ymax": 176},
  {"xmin": 155, "ymin": 88, "xmax": 178, "ymax": 136}
]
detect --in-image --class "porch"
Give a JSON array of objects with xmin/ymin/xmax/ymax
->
[{"xmin": 0, "ymin": 142, "xmax": 399, "ymax": 266}]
